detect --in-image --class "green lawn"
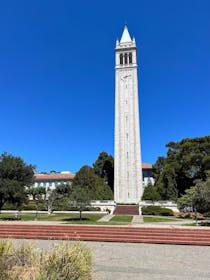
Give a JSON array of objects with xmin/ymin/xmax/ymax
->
[
  {"xmin": 0, "ymin": 212, "xmax": 187, "ymax": 225},
  {"xmin": 0, "ymin": 213, "xmax": 134, "ymax": 225},
  {"xmin": 110, "ymin": 215, "xmax": 133, "ymax": 223},
  {"xmin": 0, "ymin": 213, "xmax": 104, "ymax": 224},
  {"xmin": 143, "ymin": 216, "xmax": 179, "ymax": 223}
]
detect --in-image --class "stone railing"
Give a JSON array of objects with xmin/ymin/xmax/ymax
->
[{"xmin": 91, "ymin": 200, "xmax": 116, "ymax": 214}]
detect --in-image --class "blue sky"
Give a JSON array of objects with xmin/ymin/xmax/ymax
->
[{"xmin": 0, "ymin": 0, "xmax": 209, "ymax": 173}]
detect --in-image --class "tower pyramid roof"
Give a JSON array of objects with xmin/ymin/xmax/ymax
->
[{"xmin": 120, "ymin": 24, "xmax": 132, "ymax": 43}]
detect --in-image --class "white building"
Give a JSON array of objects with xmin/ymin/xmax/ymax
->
[
  {"xmin": 33, "ymin": 171, "xmax": 75, "ymax": 190},
  {"xmin": 33, "ymin": 165, "xmax": 153, "ymax": 191},
  {"xmin": 114, "ymin": 25, "xmax": 143, "ymax": 203},
  {"xmin": 142, "ymin": 163, "xmax": 155, "ymax": 187}
]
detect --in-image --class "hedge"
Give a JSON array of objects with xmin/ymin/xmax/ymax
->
[{"xmin": 142, "ymin": 205, "xmax": 174, "ymax": 216}]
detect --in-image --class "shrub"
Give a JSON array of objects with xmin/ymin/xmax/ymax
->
[
  {"xmin": 2, "ymin": 201, "xmax": 47, "ymax": 211},
  {"xmin": 0, "ymin": 240, "xmax": 92, "ymax": 280},
  {"xmin": 142, "ymin": 205, "xmax": 174, "ymax": 216},
  {"xmin": 0, "ymin": 240, "xmax": 36, "ymax": 280},
  {"xmin": 2, "ymin": 203, "xmax": 17, "ymax": 210},
  {"xmin": 203, "ymin": 212, "xmax": 210, "ymax": 218},
  {"xmin": 39, "ymin": 242, "xmax": 92, "ymax": 280},
  {"xmin": 175, "ymin": 212, "xmax": 204, "ymax": 220},
  {"xmin": 159, "ymin": 208, "xmax": 174, "ymax": 216}
]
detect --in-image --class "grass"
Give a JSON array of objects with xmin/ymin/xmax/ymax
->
[
  {"xmin": 0, "ymin": 213, "xmax": 135, "ymax": 225},
  {"xmin": 0, "ymin": 212, "xmax": 189, "ymax": 225},
  {"xmin": 0, "ymin": 213, "xmax": 104, "ymax": 224},
  {"xmin": 143, "ymin": 216, "xmax": 179, "ymax": 223},
  {"xmin": 110, "ymin": 215, "xmax": 133, "ymax": 223}
]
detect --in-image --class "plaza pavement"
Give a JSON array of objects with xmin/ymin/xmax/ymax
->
[{"xmin": 15, "ymin": 239, "xmax": 210, "ymax": 280}]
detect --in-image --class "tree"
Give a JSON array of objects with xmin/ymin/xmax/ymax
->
[
  {"xmin": 46, "ymin": 183, "xmax": 73, "ymax": 212},
  {"xmin": 27, "ymin": 187, "xmax": 46, "ymax": 200},
  {"xmin": 93, "ymin": 152, "xmax": 114, "ymax": 192},
  {"xmin": 72, "ymin": 165, "xmax": 113, "ymax": 200},
  {"xmin": 153, "ymin": 136, "xmax": 210, "ymax": 199},
  {"xmin": 70, "ymin": 185, "xmax": 91, "ymax": 220},
  {"xmin": 177, "ymin": 187, "xmax": 196, "ymax": 211},
  {"xmin": 178, "ymin": 177, "xmax": 210, "ymax": 214},
  {"xmin": 0, "ymin": 152, "xmax": 35, "ymax": 211},
  {"xmin": 27, "ymin": 187, "xmax": 46, "ymax": 220},
  {"xmin": 142, "ymin": 183, "xmax": 161, "ymax": 202}
]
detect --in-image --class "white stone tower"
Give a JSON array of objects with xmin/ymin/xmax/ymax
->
[{"xmin": 114, "ymin": 25, "xmax": 143, "ymax": 204}]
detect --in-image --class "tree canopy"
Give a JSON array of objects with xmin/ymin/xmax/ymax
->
[
  {"xmin": 93, "ymin": 151, "xmax": 114, "ymax": 192},
  {"xmin": 0, "ymin": 152, "xmax": 35, "ymax": 210},
  {"xmin": 142, "ymin": 183, "xmax": 161, "ymax": 202},
  {"xmin": 72, "ymin": 165, "xmax": 113, "ymax": 200},
  {"xmin": 70, "ymin": 185, "xmax": 91, "ymax": 220},
  {"xmin": 153, "ymin": 136, "xmax": 210, "ymax": 201},
  {"xmin": 178, "ymin": 177, "xmax": 210, "ymax": 213}
]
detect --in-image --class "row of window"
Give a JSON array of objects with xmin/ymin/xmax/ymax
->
[
  {"xmin": 35, "ymin": 181, "xmax": 71, "ymax": 187},
  {"xmin": 120, "ymin": 53, "xmax": 132, "ymax": 65}
]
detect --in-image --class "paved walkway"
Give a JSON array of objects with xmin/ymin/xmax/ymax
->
[
  {"xmin": 98, "ymin": 215, "xmax": 114, "ymax": 222},
  {"xmin": 15, "ymin": 239, "xmax": 210, "ymax": 280},
  {"xmin": 131, "ymin": 215, "xmax": 144, "ymax": 224}
]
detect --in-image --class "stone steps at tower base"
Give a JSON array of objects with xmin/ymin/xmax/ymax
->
[
  {"xmin": 0, "ymin": 224, "xmax": 210, "ymax": 246},
  {"xmin": 113, "ymin": 205, "xmax": 139, "ymax": 215}
]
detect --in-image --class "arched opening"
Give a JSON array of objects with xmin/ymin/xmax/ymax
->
[
  {"xmin": 120, "ymin": 54, "xmax": 123, "ymax": 65},
  {"xmin": 124, "ymin": 53, "xmax": 128, "ymax": 64},
  {"xmin": 129, "ymin": 53, "xmax": 132, "ymax": 64}
]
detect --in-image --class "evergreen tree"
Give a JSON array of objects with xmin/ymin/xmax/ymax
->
[
  {"xmin": 72, "ymin": 165, "xmax": 113, "ymax": 200},
  {"xmin": 153, "ymin": 136, "xmax": 210, "ymax": 199},
  {"xmin": 0, "ymin": 152, "xmax": 34, "ymax": 211},
  {"xmin": 178, "ymin": 177, "xmax": 210, "ymax": 213},
  {"xmin": 93, "ymin": 152, "xmax": 114, "ymax": 192},
  {"xmin": 142, "ymin": 183, "xmax": 161, "ymax": 202}
]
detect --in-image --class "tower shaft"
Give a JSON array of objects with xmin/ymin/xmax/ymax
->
[{"xmin": 114, "ymin": 26, "xmax": 143, "ymax": 204}]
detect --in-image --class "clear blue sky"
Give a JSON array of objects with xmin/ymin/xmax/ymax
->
[{"xmin": 0, "ymin": 0, "xmax": 209, "ymax": 173}]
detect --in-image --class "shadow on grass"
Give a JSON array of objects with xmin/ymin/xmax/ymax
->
[
  {"xmin": 199, "ymin": 222, "xmax": 210, "ymax": 227},
  {"xmin": 0, "ymin": 218, "xmax": 21, "ymax": 221},
  {"xmin": 62, "ymin": 217, "xmax": 90, "ymax": 222}
]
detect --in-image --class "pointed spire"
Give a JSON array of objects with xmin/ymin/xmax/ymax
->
[{"xmin": 120, "ymin": 24, "xmax": 132, "ymax": 43}]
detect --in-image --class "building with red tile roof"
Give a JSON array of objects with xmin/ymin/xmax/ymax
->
[{"xmin": 33, "ymin": 164, "xmax": 154, "ymax": 190}]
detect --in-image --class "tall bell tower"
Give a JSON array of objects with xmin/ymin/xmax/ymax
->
[{"xmin": 114, "ymin": 25, "xmax": 143, "ymax": 204}]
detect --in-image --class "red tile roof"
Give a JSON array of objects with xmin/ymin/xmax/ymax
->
[
  {"xmin": 35, "ymin": 173, "xmax": 75, "ymax": 180},
  {"xmin": 35, "ymin": 163, "xmax": 153, "ymax": 181},
  {"xmin": 142, "ymin": 163, "xmax": 153, "ymax": 169}
]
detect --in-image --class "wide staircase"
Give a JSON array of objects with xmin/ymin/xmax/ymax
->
[
  {"xmin": 0, "ymin": 224, "xmax": 210, "ymax": 245},
  {"xmin": 113, "ymin": 205, "xmax": 139, "ymax": 215}
]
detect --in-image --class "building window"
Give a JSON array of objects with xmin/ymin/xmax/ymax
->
[
  {"xmin": 120, "ymin": 54, "xmax": 123, "ymax": 65},
  {"xmin": 129, "ymin": 53, "xmax": 132, "ymax": 64},
  {"xmin": 124, "ymin": 53, "xmax": 128, "ymax": 64}
]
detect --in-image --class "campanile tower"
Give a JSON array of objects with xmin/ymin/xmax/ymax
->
[{"xmin": 114, "ymin": 25, "xmax": 143, "ymax": 203}]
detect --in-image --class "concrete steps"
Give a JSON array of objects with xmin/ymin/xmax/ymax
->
[
  {"xmin": 113, "ymin": 205, "xmax": 139, "ymax": 215},
  {"xmin": 0, "ymin": 224, "xmax": 210, "ymax": 245}
]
